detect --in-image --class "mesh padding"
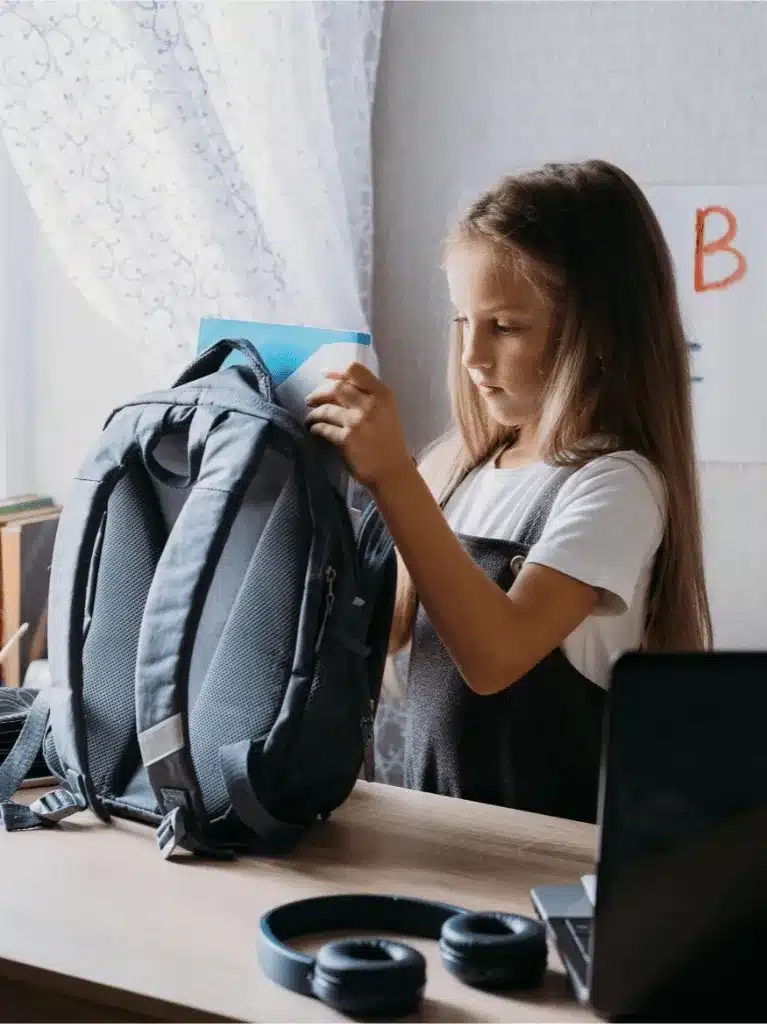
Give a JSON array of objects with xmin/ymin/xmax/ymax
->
[
  {"xmin": 187, "ymin": 448, "xmax": 290, "ymax": 710},
  {"xmin": 190, "ymin": 463, "xmax": 311, "ymax": 816},
  {"xmin": 82, "ymin": 462, "xmax": 165, "ymax": 793}
]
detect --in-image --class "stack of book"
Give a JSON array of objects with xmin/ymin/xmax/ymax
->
[{"xmin": 0, "ymin": 494, "xmax": 61, "ymax": 688}]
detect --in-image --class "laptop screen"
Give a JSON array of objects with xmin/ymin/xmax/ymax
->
[{"xmin": 590, "ymin": 651, "xmax": 767, "ymax": 1021}]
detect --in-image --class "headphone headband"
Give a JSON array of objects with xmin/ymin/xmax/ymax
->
[
  {"xmin": 259, "ymin": 894, "xmax": 464, "ymax": 993},
  {"xmin": 258, "ymin": 893, "xmax": 547, "ymax": 1016}
]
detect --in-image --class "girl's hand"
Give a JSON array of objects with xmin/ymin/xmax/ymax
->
[{"xmin": 305, "ymin": 362, "xmax": 412, "ymax": 491}]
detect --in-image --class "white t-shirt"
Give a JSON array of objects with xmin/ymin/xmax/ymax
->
[{"xmin": 444, "ymin": 451, "xmax": 666, "ymax": 689}]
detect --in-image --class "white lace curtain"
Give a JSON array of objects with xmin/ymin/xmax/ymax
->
[{"xmin": 0, "ymin": 0, "xmax": 383, "ymax": 379}]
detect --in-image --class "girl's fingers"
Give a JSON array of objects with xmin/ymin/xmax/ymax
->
[
  {"xmin": 305, "ymin": 404, "xmax": 349, "ymax": 429},
  {"xmin": 306, "ymin": 380, "xmax": 365, "ymax": 409},
  {"xmin": 322, "ymin": 363, "xmax": 382, "ymax": 396},
  {"xmin": 307, "ymin": 421, "xmax": 346, "ymax": 447}
]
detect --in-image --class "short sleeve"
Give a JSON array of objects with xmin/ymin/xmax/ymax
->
[{"xmin": 525, "ymin": 454, "xmax": 666, "ymax": 615}]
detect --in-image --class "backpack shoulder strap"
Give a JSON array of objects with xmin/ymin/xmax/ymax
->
[
  {"xmin": 0, "ymin": 404, "xmax": 158, "ymax": 829},
  {"xmin": 42, "ymin": 405, "xmax": 163, "ymax": 823},
  {"xmin": 44, "ymin": 475, "xmax": 114, "ymax": 822},
  {"xmin": 132, "ymin": 401, "xmax": 258, "ymax": 856},
  {"xmin": 215, "ymin": 434, "xmax": 343, "ymax": 853},
  {"xmin": 0, "ymin": 690, "xmax": 52, "ymax": 830},
  {"xmin": 134, "ymin": 400, "xmax": 300, "ymax": 857}
]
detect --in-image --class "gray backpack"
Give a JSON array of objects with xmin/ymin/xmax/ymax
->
[{"xmin": 0, "ymin": 339, "xmax": 396, "ymax": 858}]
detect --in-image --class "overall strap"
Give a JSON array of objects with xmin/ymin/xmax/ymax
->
[{"xmin": 513, "ymin": 465, "xmax": 576, "ymax": 549}]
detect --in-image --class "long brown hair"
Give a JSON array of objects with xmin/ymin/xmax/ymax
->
[{"xmin": 389, "ymin": 159, "xmax": 712, "ymax": 656}]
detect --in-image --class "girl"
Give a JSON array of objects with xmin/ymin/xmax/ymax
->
[{"xmin": 305, "ymin": 159, "xmax": 711, "ymax": 824}]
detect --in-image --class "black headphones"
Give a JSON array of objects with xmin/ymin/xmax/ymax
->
[{"xmin": 258, "ymin": 893, "xmax": 548, "ymax": 1017}]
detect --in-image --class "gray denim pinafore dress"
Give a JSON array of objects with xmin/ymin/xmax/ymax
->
[{"xmin": 404, "ymin": 467, "xmax": 606, "ymax": 823}]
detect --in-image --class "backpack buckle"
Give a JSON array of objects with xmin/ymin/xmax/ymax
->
[
  {"xmin": 156, "ymin": 805, "xmax": 236, "ymax": 861},
  {"xmin": 156, "ymin": 806, "xmax": 187, "ymax": 859},
  {"xmin": 30, "ymin": 786, "xmax": 86, "ymax": 823}
]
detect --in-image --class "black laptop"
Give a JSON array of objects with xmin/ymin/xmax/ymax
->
[{"xmin": 531, "ymin": 651, "xmax": 767, "ymax": 1021}]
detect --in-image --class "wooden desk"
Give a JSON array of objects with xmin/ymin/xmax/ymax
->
[{"xmin": 0, "ymin": 782, "xmax": 597, "ymax": 1022}]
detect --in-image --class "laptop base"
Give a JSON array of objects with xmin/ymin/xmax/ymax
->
[{"xmin": 530, "ymin": 882, "xmax": 592, "ymax": 1005}]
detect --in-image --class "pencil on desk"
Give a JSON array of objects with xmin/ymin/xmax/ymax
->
[{"xmin": 0, "ymin": 622, "xmax": 29, "ymax": 667}]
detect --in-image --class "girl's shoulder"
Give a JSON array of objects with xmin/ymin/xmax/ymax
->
[
  {"xmin": 445, "ymin": 444, "xmax": 667, "ymax": 530},
  {"xmin": 555, "ymin": 449, "xmax": 667, "ymax": 523}
]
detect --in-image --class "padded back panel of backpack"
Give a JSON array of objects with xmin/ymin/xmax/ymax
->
[
  {"xmin": 115, "ymin": 429, "xmax": 300, "ymax": 818},
  {"xmin": 188, "ymin": 442, "xmax": 312, "ymax": 818},
  {"xmin": 55, "ymin": 409, "xmax": 335, "ymax": 828}
]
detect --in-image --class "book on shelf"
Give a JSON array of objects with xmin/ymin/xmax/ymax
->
[
  {"xmin": 0, "ymin": 509, "xmax": 60, "ymax": 688},
  {"xmin": 0, "ymin": 496, "xmax": 58, "ymax": 679},
  {"xmin": 0, "ymin": 494, "xmax": 55, "ymax": 520}
]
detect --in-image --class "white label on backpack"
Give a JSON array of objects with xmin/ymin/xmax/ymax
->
[{"xmin": 138, "ymin": 713, "xmax": 185, "ymax": 766}]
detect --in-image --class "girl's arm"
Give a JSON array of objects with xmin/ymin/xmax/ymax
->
[
  {"xmin": 371, "ymin": 458, "xmax": 599, "ymax": 694},
  {"xmin": 305, "ymin": 362, "xmax": 599, "ymax": 696}
]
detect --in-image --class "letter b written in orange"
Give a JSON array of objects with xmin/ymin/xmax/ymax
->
[{"xmin": 694, "ymin": 206, "xmax": 747, "ymax": 292}]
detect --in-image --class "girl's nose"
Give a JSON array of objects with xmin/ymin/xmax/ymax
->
[{"xmin": 462, "ymin": 326, "xmax": 494, "ymax": 371}]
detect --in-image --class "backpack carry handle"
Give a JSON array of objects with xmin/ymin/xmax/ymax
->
[
  {"xmin": 173, "ymin": 337, "xmax": 277, "ymax": 403},
  {"xmin": 140, "ymin": 405, "xmax": 221, "ymax": 490}
]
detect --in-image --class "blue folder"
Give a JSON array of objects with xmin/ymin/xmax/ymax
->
[{"xmin": 197, "ymin": 318, "xmax": 372, "ymax": 386}]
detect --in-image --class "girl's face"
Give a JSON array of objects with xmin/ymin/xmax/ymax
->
[{"xmin": 445, "ymin": 238, "xmax": 554, "ymax": 428}]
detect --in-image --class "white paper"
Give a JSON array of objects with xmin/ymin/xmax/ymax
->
[
  {"xmin": 645, "ymin": 186, "xmax": 767, "ymax": 463},
  {"xmin": 580, "ymin": 873, "xmax": 597, "ymax": 907}
]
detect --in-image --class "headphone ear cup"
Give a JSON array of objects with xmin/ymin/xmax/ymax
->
[
  {"xmin": 439, "ymin": 912, "xmax": 548, "ymax": 990},
  {"xmin": 311, "ymin": 938, "xmax": 426, "ymax": 1016}
]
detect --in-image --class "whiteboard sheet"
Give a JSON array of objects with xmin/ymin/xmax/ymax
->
[{"xmin": 646, "ymin": 186, "xmax": 765, "ymax": 463}]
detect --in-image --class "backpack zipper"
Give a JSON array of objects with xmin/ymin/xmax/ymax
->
[
  {"xmin": 362, "ymin": 697, "xmax": 376, "ymax": 781},
  {"xmin": 314, "ymin": 558, "xmax": 377, "ymax": 777},
  {"xmin": 315, "ymin": 565, "xmax": 336, "ymax": 652}
]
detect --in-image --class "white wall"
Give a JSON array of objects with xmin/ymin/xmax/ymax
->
[
  {"xmin": 372, "ymin": 0, "xmax": 767, "ymax": 648},
  {"xmin": 4, "ymin": 1, "xmax": 765, "ymax": 648}
]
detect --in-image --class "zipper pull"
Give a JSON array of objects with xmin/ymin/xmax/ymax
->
[{"xmin": 315, "ymin": 566, "xmax": 337, "ymax": 653}]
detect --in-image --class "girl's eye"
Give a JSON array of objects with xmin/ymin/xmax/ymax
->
[{"xmin": 452, "ymin": 315, "xmax": 529, "ymax": 335}]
